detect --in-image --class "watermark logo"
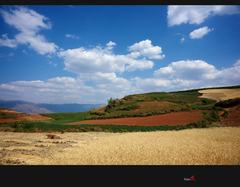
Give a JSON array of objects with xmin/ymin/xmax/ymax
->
[{"xmin": 184, "ymin": 175, "xmax": 196, "ymax": 182}]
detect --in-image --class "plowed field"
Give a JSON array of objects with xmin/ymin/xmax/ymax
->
[{"xmin": 70, "ymin": 110, "xmax": 202, "ymax": 126}]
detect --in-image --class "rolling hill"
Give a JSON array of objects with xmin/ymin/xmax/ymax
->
[{"xmin": 0, "ymin": 85, "xmax": 239, "ymax": 132}]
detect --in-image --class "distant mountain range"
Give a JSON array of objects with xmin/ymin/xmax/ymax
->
[{"xmin": 0, "ymin": 100, "xmax": 103, "ymax": 114}]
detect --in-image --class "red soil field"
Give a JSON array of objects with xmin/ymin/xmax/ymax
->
[
  {"xmin": 70, "ymin": 110, "xmax": 203, "ymax": 126},
  {"xmin": 221, "ymin": 106, "xmax": 240, "ymax": 127}
]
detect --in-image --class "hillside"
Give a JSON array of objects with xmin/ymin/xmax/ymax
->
[
  {"xmin": 89, "ymin": 89, "xmax": 216, "ymax": 119},
  {"xmin": 0, "ymin": 108, "xmax": 51, "ymax": 124},
  {"xmin": 0, "ymin": 85, "xmax": 239, "ymax": 132},
  {"xmin": 89, "ymin": 85, "xmax": 240, "ymax": 119}
]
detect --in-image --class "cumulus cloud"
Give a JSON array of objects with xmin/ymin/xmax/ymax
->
[
  {"xmin": 0, "ymin": 77, "xmax": 94, "ymax": 104},
  {"xmin": 0, "ymin": 74, "xmax": 138, "ymax": 104},
  {"xmin": 189, "ymin": 26, "xmax": 213, "ymax": 39},
  {"xmin": 168, "ymin": 5, "xmax": 240, "ymax": 26},
  {"xmin": 154, "ymin": 60, "xmax": 218, "ymax": 80},
  {"xmin": 0, "ymin": 59, "xmax": 240, "ymax": 103},
  {"xmin": 146, "ymin": 60, "xmax": 240, "ymax": 91},
  {"xmin": 128, "ymin": 39, "xmax": 165, "ymax": 60},
  {"xmin": 131, "ymin": 59, "xmax": 240, "ymax": 93},
  {"xmin": 59, "ymin": 40, "xmax": 160, "ymax": 74},
  {"xmin": 0, "ymin": 6, "xmax": 58, "ymax": 55},
  {"xmin": 15, "ymin": 32, "xmax": 57, "ymax": 55}
]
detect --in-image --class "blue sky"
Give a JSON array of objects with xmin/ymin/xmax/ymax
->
[{"xmin": 0, "ymin": 5, "xmax": 240, "ymax": 104}]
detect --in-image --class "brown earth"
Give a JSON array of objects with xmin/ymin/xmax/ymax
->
[
  {"xmin": 70, "ymin": 110, "xmax": 203, "ymax": 126},
  {"xmin": 0, "ymin": 109, "xmax": 51, "ymax": 124},
  {"xmin": 221, "ymin": 106, "xmax": 240, "ymax": 127},
  {"xmin": 0, "ymin": 127, "xmax": 240, "ymax": 165},
  {"xmin": 199, "ymin": 88, "xmax": 240, "ymax": 101}
]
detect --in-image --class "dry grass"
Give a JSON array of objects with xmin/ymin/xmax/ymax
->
[
  {"xmin": 0, "ymin": 127, "xmax": 240, "ymax": 165},
  {"xmin": 199, "ymin": 88, "xmax": 240, "ymax": 101}
]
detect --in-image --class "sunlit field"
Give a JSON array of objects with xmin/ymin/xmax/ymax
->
[{"xmin": 1, "ymin": 127, "xmax": 240, "ymax": 165}]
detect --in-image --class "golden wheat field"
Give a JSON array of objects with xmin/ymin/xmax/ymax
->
[
  {"xmin": 1, "ymin": 127, "xmax": 240, "ymax": 165},
  {"xmin": 199, "ymin": 88, "xmax": 240, "ymax": 101}
]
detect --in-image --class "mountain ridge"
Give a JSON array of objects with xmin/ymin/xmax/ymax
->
[{"xmin": 0, "ymin": 100, "xmax": 102, "ymax": 114}]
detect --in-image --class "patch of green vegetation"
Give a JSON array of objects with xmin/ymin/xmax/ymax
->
[
  {"xmin": 0, "ymin": 112, "xmax": 16, "ymax": 119},
  {"xmin": 0, "ymin": 120, "xmax": 217, "ymax": 133},
  {"xmin": 43, "ymin": 112, "xmax": 94, "ymax": 123},
  {"xmin": 203, "ymin": 110, "xmax": 220, "ymax": 122},
  {"xmin": 0, "ymin": 121, "xmax": 89, "ymax": 132},
  {"xmin": 105, "ymin": 98, "xmax": 139, "ymax": 112}
]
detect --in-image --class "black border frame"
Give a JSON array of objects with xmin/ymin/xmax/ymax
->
[
  {"xmin": 1, "ymin": 166, "xmax": 240, "ymax": 186},
  {"xmin": 0, "ymin": 1, "xmax": 240, "ymax": 186}
]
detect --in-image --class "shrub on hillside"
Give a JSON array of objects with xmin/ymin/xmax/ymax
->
[
  {"xmin": 105, "ymin": 98, "xmax": 120, "ymax": 112},
  {"xmin": 204, "ymin": 110, "xmax": 220, "ymax": 122}
]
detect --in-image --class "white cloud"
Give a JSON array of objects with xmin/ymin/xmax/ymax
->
[
  {"xmin": 154, "ymin": 60, "xmax": 218, "ymax": 80},
  {"xmin": 168, "ymin": 5, "xmax": 240, "ymax": 26},
  {"xmin": 0, "ymin": 34, "xmax": 18, "ymax": 48},
  {"xmin": 128, "ymin": 39, "xmax": 165, "ymax": 60},
  {"xmin": 131, "ymin": 59, "xmax": 240, "ymax": 93},
  {"xmin": 0, "ymin": 6, "xmax": 58, "ymax": 55},
  {"xmin": 65, "ymin": 34, "xmax": 80, "ymax": 39},
  {"xmin": 1, "ymin": 6, "xmax": 51, "ymax": 33},
  {"xmin": 59, "ymin": 40, "xmax": 157, "ymax": 74},
  {"xmin": 189, "ymin": 26, "xmax": 213, "ymax": 39},
  {"xmin": 0, "ymin": 77, "xmax": 94, "ymax": 104},
  {"xmin": 133, "ymin": 77, "xmax": 204, "ymax": 93},
  {"xmin": 15, "ymin": 32, "xmax": 57, "ymax": 55},
  {"xmin": 132, "ymin": 77, "xmax": 171, "ymax": 92},
  {"xmin": 146, "ymin": 60, "xmax": 240, "ymax": 91},
  {"xmin": 0, "ymin": 74, "xmax": 138, "ymax": 104},
  {"xmin": 1, "ymin": 59, "xmax": 240, "ymax": 103},
  {"xmin": 234, "ymin": 59, "xmax": 240, "ymax": 67}
]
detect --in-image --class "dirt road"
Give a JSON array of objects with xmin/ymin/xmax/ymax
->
[{"xmin": 0, "ymin": 127, "xmax": 240, "ymax": 165}]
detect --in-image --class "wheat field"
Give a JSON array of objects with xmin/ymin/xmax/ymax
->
[
  {"xmin": 0, "ymin": 127, "xmax": 240, "ymax": 165},
  {"xmin": 199, "ymin": 88, "xmax": 240, "ymax": 101}
]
